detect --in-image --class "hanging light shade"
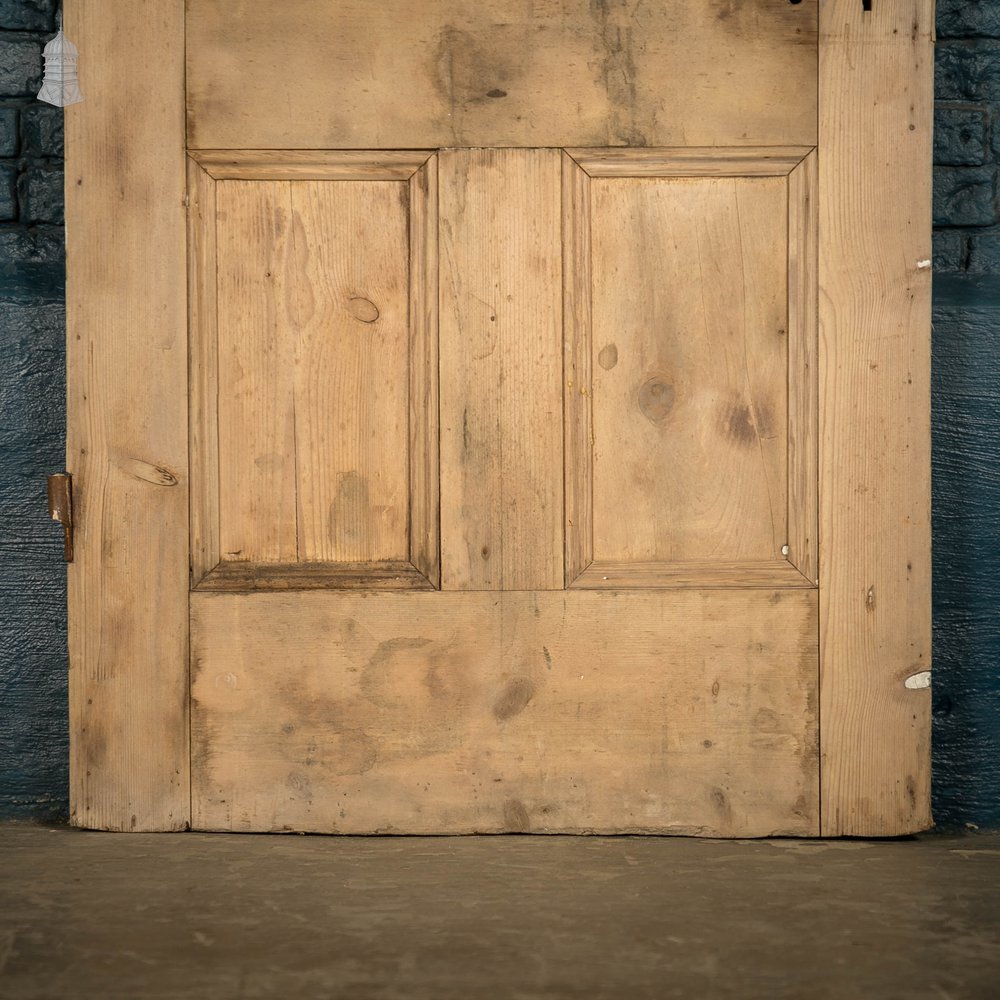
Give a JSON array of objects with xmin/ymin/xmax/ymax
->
[{"xmin": 37, "ymin": 29, "xmax": 84, "ymax": 107}]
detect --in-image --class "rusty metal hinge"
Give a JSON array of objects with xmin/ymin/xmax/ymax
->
[{"xmin": 47, "ymin": 473, "xmax": 73, "ymax": 562}]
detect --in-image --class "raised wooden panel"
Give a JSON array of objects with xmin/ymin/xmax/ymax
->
[
  {"xmin": 186, "ymin": 0, "xmax": 818, "ymax": 150},
  {"xmin": 191, "ymin": 589, "xmax": 819, "ymax": 836},
  {"xmin": 564, "ymin": 151, "xmax": 816, "ymax": 589},
  {"xmin": 439, "ymin": 149, "xmax": 563, "ymax": 591},
  {"xmin": 189, "ymin": 154, "xmax": 439, "ymax": 590}
]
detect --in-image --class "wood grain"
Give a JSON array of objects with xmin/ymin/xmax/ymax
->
[
  {"xmin": 568, "ymin": 147, "xmax": 813, "ymax": 178},
  {"xmin": 196, "ymin": 562, "xmax": 435, "ymax": 592},
  {"xmin": 408, "ymin": 157, "xmax": 441, "ymax": 587},
  {"xmin": 214, "ymin": 178, "xmax": 411, "ymax": 566},
  {"xmin": 572, "ymin": 561, "xmax": 814, "ymax": 591},
  {"xmin": 188, "ymin": 158, "xmax": 220, "ymax": 583},
  {"xmin": 589, "ymin": 175, "xmax": 788, "ymax": 564},
  {"xmin": 190, "ymin": 150, "xmax": 432, "ymax": 181},
  {"xmin": 186, "ymin": 0, "xmax": 818, "ymax": 150},
  {"xmin": 562, "ymin": 153, "xmax": 593, "ymax": 585},
  {"xmin": 65, "ymin": 0, "xmax": 189, "ymax": 831},
  {"xmin": 191, "ymin": 589, "xmax": 819, "ymax": 836},
  {"xmin": 818, "ymin": 0, "xmax": 933, "ymax": 836},
  {"xmin": 787, "ymin": 151, "xmax": 819, "ymax": 584},
  {"xmin": 439, "ymin": 149, "xmax": 563, "ymax": 590}
]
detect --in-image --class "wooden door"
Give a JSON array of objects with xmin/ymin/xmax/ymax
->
[{"xmin": 65, "ymin": 0, "xmax": 934, "ymax": 837}]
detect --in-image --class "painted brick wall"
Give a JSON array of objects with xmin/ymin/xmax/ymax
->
[
  {"xmin": 932, "ymin": 0, "xmax": 1000, "ymax": 831},
  {"xmin": 0, "ymin": 3, "xmax": 998, "ymax": 828},
  {"xmin": 0, "ymin": 0, "xmax": 68, "ymax": 820}
]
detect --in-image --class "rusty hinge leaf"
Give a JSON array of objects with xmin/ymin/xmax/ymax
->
[{"xmin": 47, "ymin": 473, "xmax": 73, "ymax": 562}]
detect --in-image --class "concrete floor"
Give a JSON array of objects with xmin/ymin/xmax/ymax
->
[{"xmin": 1, "ymin": 826, "xmax": 998, "ymax": 999}]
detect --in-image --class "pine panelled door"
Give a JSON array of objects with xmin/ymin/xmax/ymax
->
[{"xmin": 64, "ymin": 1, "xmax": 932, "ymax": 836}]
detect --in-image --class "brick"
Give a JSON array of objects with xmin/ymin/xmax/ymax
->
[
  {"xmin": 0, "ymin": 35, "xmax": 42, "ymax": 97},
  {"xmin": 966, "ymin": 233, "xmax": 1000, "ymax": 274},
  {"xmin": 18, "ymin": 164, "xmax": 62, "ymax": 224},
  {"xmin": 933, "ymin": 229, "xmax": 966, "ymax": 273},
  {"xmin": 21, "ymin": 104, "xmax": 62, "ymax": 157},
  {"xmin": 937, "ymin": 0, "xmax": 1000, "ymax": 40},
  {"xmin": 934, "ymin": 106, "xmax": 989, "ymax": 166},
  {"xmin": 933, "ymin": 167, "xmax": 997, "ymax": 227},
  {"xmin": 0, "ymin": 107, "xmax": 17, "ymax": 157},
  {"xmin": 0, "ymin": 0, "xmax": 56, "ymax": 32},
  {"xmin": 936, "ymin": 41, "xmax": 1000, "ymax": 104},
  {"xmin": 0, "ymin": 162, "xmax": 15, "ymax": 221}
]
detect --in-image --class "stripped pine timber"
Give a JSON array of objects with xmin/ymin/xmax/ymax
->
[
  {"xmin": 588, "ymin": 173, "xmax": 789, "ymax": 565},
  {"xmin": 562, "ymin": 153, "xmax": 593, "ymax": 585},
  {"xmin": 189, "ymin": 150, "xmax": 432, "ymax": 181},
  {"xmin": 196, "ymin": 562, "xmax": 435, "ymax": 593},
  {"xmin": 439, "ymin": 149, "xmax": 563, "ymax": 590},
  {"xmin": 568, "ymin": 147, "xmax": 813, "ymax": 178},
  {"xmin": 214, "ymin": 178, "xmax": 411, "ymax": 567},
  {"xmin": 188, "ymin": 158, "xmax": 220, "ymax": 583},
  {"xmin": 787, "ymin": 152, "xmax": 819, "ymax": 584},
  {"xmin": 191, "ymin": 590, "xmax": 819, "ymax": 836},
  {"xmin": 818, "ymin": 0, "xmax": 933, "ymax": 835},
  {"xmin": 186, "ymin": 0, "xmax": 818, "ymax": 150},
  {"xmin": 572, "ymin": 561, "xmax": 814, "ymax": 591},
  {"xmin": 65, "ymin": 0, "xmax": 189, "ymax": 830}
]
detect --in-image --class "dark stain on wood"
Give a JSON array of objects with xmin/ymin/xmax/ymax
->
[
  {"xmin": 722, "ymin": 401, "xmax": 757, "ymax": 446},
  {"xmin": 493, "ymin": 677, "xmax": 536, "ymax": 721},
  {"xmin": 503, "ymin": 797, "xmax": 531, "ymax": 831},
  {"xmin": 598, "ymin": 343, "xmax": 618, "ymax": 370}
]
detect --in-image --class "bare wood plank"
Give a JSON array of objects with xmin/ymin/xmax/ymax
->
[
  {"xmin": 818, "ymin": 0, "xmax": 933, "ymax": 836},
  {"xmin": 439, "ymin": 149, "xmax": 563, "ymax": 590},
  {"xmin": 589, "ymin": 175, "xmax": 788, "ymax": 564},
  {"xmin": 787, "ymin": 151, "xmax": 819, "ymax": 584},
  {"xmin": 188, "ymin": 159, "xmax": 219, "ymax": 584},
  {"xmin": 568, "ymin": 147, "xmax": 814, "ymax": 178},
  {"xmin": 190, "ymin": 150, "xmax": 433, "ymax": 181},
  {"xmin": 65, "ymin": 0, "xmax": 189, "ymax": 831},
  {"xmin": 215, "ymin": 180, "xmax": 298, "ymax": 563},
  {"xmin": 572, "ymin": 561, "xmax": 815, "ymax": 590},
  {"xmin": 191, "ymin": 590, "xmax": 819, "ymax": 836},
  {"xmin": 286, "ymin": 181, "xmax": 411, "ymax": 564},
  {"xmin": 196, "ymin": 562, "xmax": 434, "ymax": 592},
  {"xmin": 186, "ymin": 0, "xmax": 817, "ymax": 150},
  {"xmin": 562, "ymin": 152, "xmax": 593, "ymax": 585},
  {"xmin": 408, "ymin": 156, "xmax": 441, "ymax": 587}
]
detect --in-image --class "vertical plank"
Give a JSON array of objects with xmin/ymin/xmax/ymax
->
[
  {"xmin": 188, "ymin": 160, "xmax": 219, "ymax": 583},
  {"xmin": 215, "ymin": 181, "xmax": 298, "ymax": 563},
  {"xmin": 787, "ymin": 151, "xmax": 818, "ymax": 584},
  {"xmin": 439, "ymin": 150, "xmax": 563, "ymax": 590},
  {"xmin": 819, "ymin": 0, "xmax": 933, "ymax": 835},
  {"xmin": 409, "ymin": 156, "xmax": 440, "ymax": 586},
  {"xmin": 65, "ymin": 0, "xmax": 189, "ymax": 830},
  {"xmin": 589, "ymin": 176, "xmax": 788, "ymax": 563},
  {"xmin": 562, "ymin": 154, "xmax": 593, "ymax": 585}
]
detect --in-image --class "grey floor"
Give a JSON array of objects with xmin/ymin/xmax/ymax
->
[{"xmin": 1, "ymin": 825, "xmax": 998, "ymax": 1000}]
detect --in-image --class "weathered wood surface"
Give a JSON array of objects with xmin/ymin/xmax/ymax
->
[
  {"xmin": 439, "ymin": 149, "xmax": 563, "ymax": 591},
  {"xmin": 588, "ymin": 174, "xmax": 788, "ymax": 565},
  {"xmin": 186, "ymin": 0, "xmax": 818, "ymax": 150},
  {"xmin": 818, "ymin": 0, "xmax": 933, "ymax": 835},
  {"xmin": 65, "ymin": 0, "xmax": 190, "ymax": 831},
  {"xmin": 191, "ymin": 590, "xmax": 819, "ymax": 836}
]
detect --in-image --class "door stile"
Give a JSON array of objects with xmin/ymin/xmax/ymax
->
[
  {"xmin": 65, "ymin": 0, "xmax": 190, "ymax": 831},
  {"xmin": 818, "ymin": 0, "xmax": 934, "ymax": 835}
]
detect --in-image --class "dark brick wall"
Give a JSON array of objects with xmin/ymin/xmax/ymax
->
[
  {"xmin": 0, "ymin": 3, "xmax": 998, "ymax": 829},
  {"xmin": 932, "ymin": 1, "xmax": 1000, "ymax": 831},
  {"xmin": 0, "ymin": 0, "xmax": 68, "ymax": 821}
]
